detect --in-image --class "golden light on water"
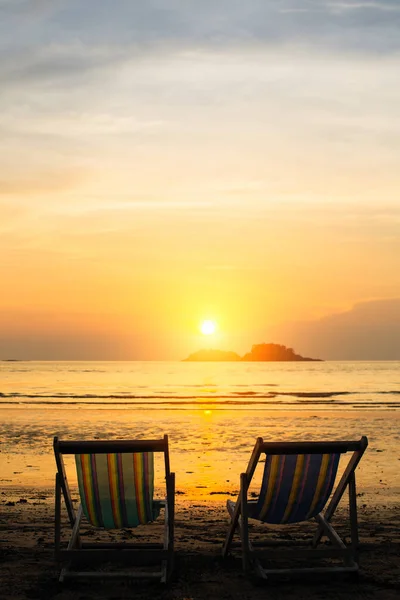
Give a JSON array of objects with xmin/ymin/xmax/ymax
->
[{"xmin": 200, "ymin": 320, "xmax": 217, "ymax": 335}]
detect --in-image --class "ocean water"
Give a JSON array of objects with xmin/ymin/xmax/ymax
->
[
  {"xmin": 1, "ymin": 360, "xmax": 400, "ymax": 408},
  {"xmin": 1, "ymin": 361, "xmax": 399, "ymax": 501}
]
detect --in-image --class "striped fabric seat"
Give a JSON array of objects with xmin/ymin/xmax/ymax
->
[
  {"xmin": 75, "ymin": 452, "xmax": 160, "ymax": 528},
  {"xmin": 249, "ymin": 453, "xmax": 340, "ymax": 524}
]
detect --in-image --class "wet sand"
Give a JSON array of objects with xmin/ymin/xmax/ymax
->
[
  {"xmin": 1, "ymin": 371, "xmax": 399, "ymax": 598},
  {"xmin": 2, "ymin": 407, "xmax": 400, "ymax": 503},
  {"xmin": 1, "ymin": 486, "xmax": 399, "ymax": 600}
]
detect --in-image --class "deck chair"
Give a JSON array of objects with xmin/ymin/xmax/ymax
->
[
  {"xmin": 222, "ymin": 436, "xmax": 368, "ymax": 579},
  {"xmin": 54, "ymin": 435, "xmax": 175, "ymax": 583}
]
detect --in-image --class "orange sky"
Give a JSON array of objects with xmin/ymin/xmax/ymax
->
[{"xmin": 1, "ymin": 3, "xmax": 400, "ymax": 360}]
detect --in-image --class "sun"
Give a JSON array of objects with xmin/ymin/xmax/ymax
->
[{"xmin": 200, "ymin": 320, "xmax": 217, "ymax": 335}]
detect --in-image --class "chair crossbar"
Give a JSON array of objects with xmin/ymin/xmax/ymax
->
[
  {"xmin": 62, "ymin": 570, "xmax": 164, "ymax": 580},
  {"xmin": 80, "ymin": 542, "xmax": 164, "ymax": 549},
  {"xmin": 259, "ymin": 437, "xmax": 367, "ymax": 455},
  {"xmin": 260, "ymin": 564, "xmax": 358, "ymax": 577},
  {"xmin": 58, "ymin": 548, "xmax": 169, "ymax": 563},
  {"xmin": 57, "ymin": 439, "xmax": 167, "ymax": 454},
  {"xmin": 245, "ymin": 547, "xmax": 355, "ymax": 560}
]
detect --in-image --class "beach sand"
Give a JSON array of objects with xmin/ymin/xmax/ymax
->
[
  {"xmin": 1, "ymin": 362, "xmax": 400, "ymax": 600},
  {"xmin": 1, "ymin": 485, "xmax": 399, "ymax": 600}
]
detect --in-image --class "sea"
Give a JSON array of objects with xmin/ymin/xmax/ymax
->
[{"xmin": 1, "ymin": 360, "xmax": 399, "ymax": 502}]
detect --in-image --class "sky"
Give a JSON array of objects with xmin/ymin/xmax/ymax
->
[{"xmin": 1, "ymin": 0, "xmax": 400, "ymax": 360}]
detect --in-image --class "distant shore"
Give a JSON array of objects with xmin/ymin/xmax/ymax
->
[{"xmin": 184, "ymin": 342, "xmax": 322, "ymax": 362}]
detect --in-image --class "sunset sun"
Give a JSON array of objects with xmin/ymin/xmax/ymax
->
[{"xmin": 200, "ymin": 320, "xmax": 217, "ymax": 335}]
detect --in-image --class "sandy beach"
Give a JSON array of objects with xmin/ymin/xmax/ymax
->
[
  {"xmin": 1, "ymin": 484, "xmax": 399, "ymax": 600},
  {"xmin": 1, "ymin": 362, "xmax": 399, "ymax": 598}
]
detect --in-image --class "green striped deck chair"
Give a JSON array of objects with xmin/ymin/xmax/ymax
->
[
  {"xmin": 222, "ymin": 437, "xmax": 368, "ymax": 580},
  {"xmin": 54, "ymin": 436, "xmax": 175, "ymax": 583}
]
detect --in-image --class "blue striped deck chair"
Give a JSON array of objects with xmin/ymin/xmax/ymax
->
[
  {"xmin": 222, "ymin": 437, "xmax": 368, "ymax": 580},
  {"xmin": 54, "ymin": 436, "xmax": 175, "ymax": 583}
]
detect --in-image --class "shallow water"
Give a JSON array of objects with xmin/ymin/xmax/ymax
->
[
  {"xmin": 1, "ymin": 361, "xmax": 399, "ymax": 502},
  {"xmin": 1, "ymin": 360, "xmax": 400, "ymax": 408}
]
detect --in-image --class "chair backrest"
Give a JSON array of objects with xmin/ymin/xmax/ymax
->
[
  {"xmin": 252, "ymin": 452, "xmax": 340, "ymax": 524},
  {"xmin": 245, "ymin": 438, "xmax": 368, "ymax": 525},
  {"xmin": 75, "ymin": 451, "xmax": 156, "ymax": 528},
  {"xmin": 54, "ymin": 437, "xmax": 170, "ymax": 529}
]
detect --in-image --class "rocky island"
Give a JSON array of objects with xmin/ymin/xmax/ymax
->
[
  {"xmin": 183, "ymin": 349, "xmax": 241, "ymax": 362},
  {"xmin": 183, "ymin": 343, "xmax": 321, "ymax": 362}
]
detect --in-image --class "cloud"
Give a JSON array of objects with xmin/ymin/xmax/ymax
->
[
  {"xmin": 48, "ymin": 199, "xmax": 217, "ymax": 221},
  {"xmin": 272, "ymin": 298, "xmax": 400, "ymax": 360},
  {"xmin": 0, "ymin": 169, "xmax": 86, "ymax": 196},
  {"xmin": 1, "ymin": 1, "xmax": 400, "ymax": 74},
  {"xmin": 0, "ymin": 42, "xmax": 131, "ymax": 91}
]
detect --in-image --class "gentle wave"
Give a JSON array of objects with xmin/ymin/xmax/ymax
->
[
  {"xmin": 0, "ymin": 391, "xmax": 349, "ymax": 399},
  {"xmin": 1, "ymin": 398, "xmax": 399, "ymax": 409},
  {"xmin": 2, "ymin": 390, "xmax": 400, "ymax": 399}
]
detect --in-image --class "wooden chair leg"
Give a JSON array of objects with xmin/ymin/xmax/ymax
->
[
  {"xmin": 161, "ymin": 501, "xmax": 168, "ymax": 582},
  {"xmin": 315, "ymin": 514, "xmax": 346, "ymax": 549},
  {"xmin": 348, "ymin": 472, "xmax": 359, "ymax": 565},
  {"xmin": 222, "ymin": 502, "xmax": 239, "ymax": 557},
  {"xmin": 161, "ymin": 472, "xmax": 175, "ymax": 583},
  {"xmin": 168, "ymin": 472, "xmax": 175, "ymax": 580},
  {"xmin": 59, "ymin": 505, "xmax": 83, "ymax": 583},
  {"xmin": 55, "ymin": 473, "xmax": 61, "ymax": 556},
  {"xmin": 240, "ymin": 473, "xmax": 251, "ymax": 574},
  {"xmin": 313, "ymin": 448, "xmax": 364, "ymax": 547}
]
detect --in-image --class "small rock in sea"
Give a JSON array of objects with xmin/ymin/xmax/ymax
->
[
  {"xmin": 6, "ymin": 501, "xmax": 15, "ymax": 506},
  {"xmin": 186, "ymin": 471, "xmax": 194, "ymax": 474},
  {"xmin": 18, "ymin": 498, "xmax": 28, "ymax": 503}
]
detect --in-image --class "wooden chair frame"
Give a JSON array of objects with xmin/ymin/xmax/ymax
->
[
  {"xmin": 54, "ymin": 435, "xmax": 175, "ymax": 583},
  {"xmin": 222, "ymin": 436, "xmax": 368, "ymax": 579}
]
